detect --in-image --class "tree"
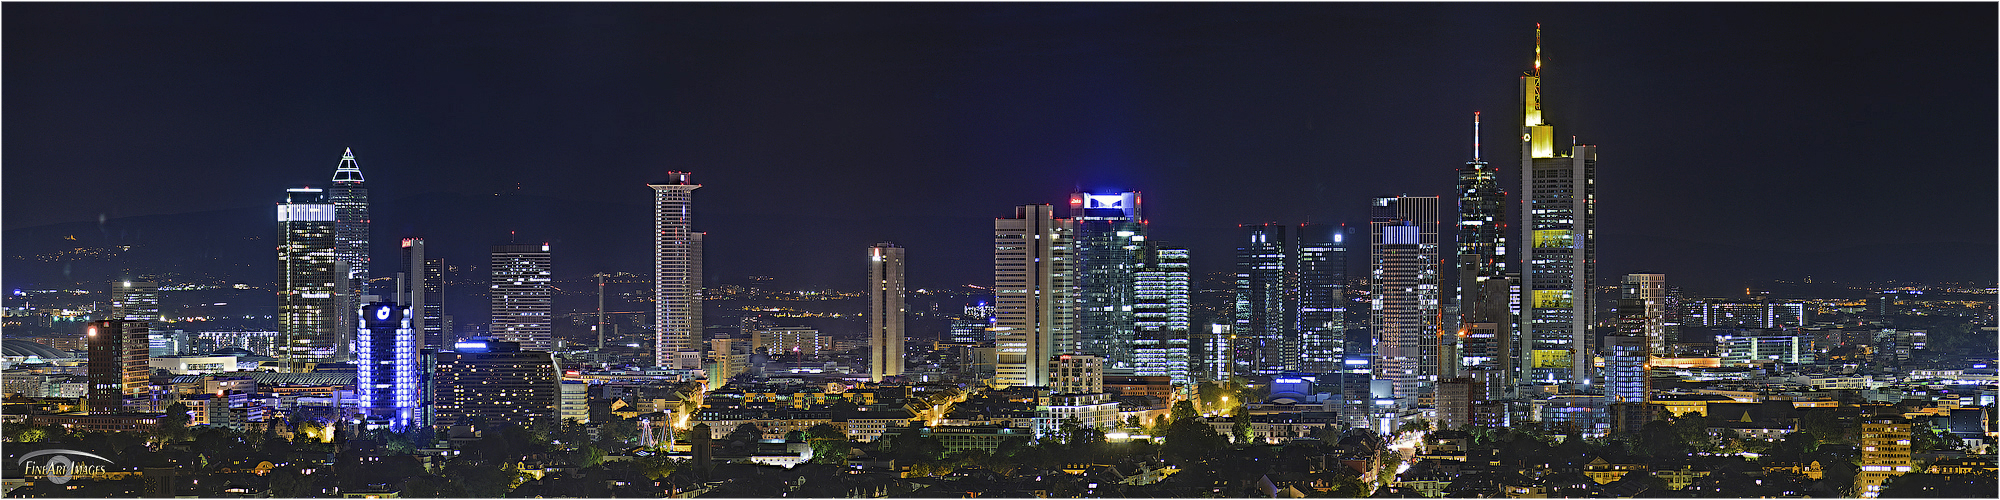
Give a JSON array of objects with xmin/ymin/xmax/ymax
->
[
  {"xmin": 156, "ymin": 402, "xmax": 192, "ymax": 444},
  {"xmin": 1232, "ymin": 404, "xmax": 1254, "ymax": 443},
  {"xmin": 1171, "ymin": 400, "xmax": 1198, "ymax": 423},
  {"xmin": 804, "ymin": 423, "xmax": 850, "ymax": 465},
  {"xmin": 1162, "ymin": 416, "xmax": 1228, "ymax": 463}
]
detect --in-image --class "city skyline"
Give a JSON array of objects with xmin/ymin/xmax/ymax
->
[{"xmin": 4, "ymin": 3, "xmax": 1993, "ymax": 297}]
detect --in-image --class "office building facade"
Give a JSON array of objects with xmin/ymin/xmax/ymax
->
[
  {"xmin": 491, "ymin": 244, "xmax": 553, "ymax": 352},
  {"xmin": 1520, "ymin": 27, "xmax": 1598, "ymax": 386},
  {"xmin": 1295, "ymin": 223, "xmax": 1347, "ymax": 374},
  {"xmin": 329, "ymin": 148, "xmax": 370, "ymax": 362},
  {"xmin": 86, "ymin": 320, "xmax": 148, "ymax": 413},
  {"xmin": 1235, "ymin": 223, "xmax": 1292, "ymax": 376},
  {"xmin": 1069, "ymin": 191, "xmax": 1144, "ymax": 368},
  {"xmin": 651, "ymin": 173, "xmax": 703, "ymax": 368},
  {"xmin": 1370, "ymin": 195, "xmax": 1441, "ymax": 404},
  {"xmin": 868, "ymin": 242, "xmax": 906, "ymax": 382},
  {"xmin": 396, "ymin": 238, "xmax": 446, "ymax": 350},
  {"xmin": 278, "ymin": 187, "xmax": 338, "ymax": 368},
  {"xmin": 994, "ymin": 204, "xmax": 1076, "ymax": 388},
  {"xmin": 1456, "ymin": 112, "xmax": 1515, "ymax": 394},
  {"xmin": 1131, "ymin": 243, "xmax": 1191, "ymax": 386},
  {"xmin": 1617, "ymin": 274, "xmax": 1667, "ymax": 356},
  {"xmin": 432, "ymin": 339, "xmax": 559, "ymax": 431}
]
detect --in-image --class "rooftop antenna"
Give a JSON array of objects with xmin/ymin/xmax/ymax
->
[
  {"xmin": 1534, "ymin": 23, "xmax": 1542, "ymax": 77},
  {"xmin": 1472, "ymin": 111, "xmax": 1482, "ymax": 161}
]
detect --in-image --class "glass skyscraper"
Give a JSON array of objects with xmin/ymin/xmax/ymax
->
[
  {"xmin": 1069, "ymin": 191, "xmax": 1144, "ymax": 368},
  {"xmin": 1520, "ymin": 26, "xmax": 1598, "ymax": 386},
  {"xmin": 1235, "ymin": 223, "xmax": 1291, "ymax": 377},
  {"xmin": 278, "ymin": 187, "xmax": 337, "ymax": 369},
  {"xmin": 1131, "ymin": 243, "xmax": 1191, "ymax": 386},
  {"xmin": 329, "ymin": 148, "xmax": 369, "ymax": 362}
]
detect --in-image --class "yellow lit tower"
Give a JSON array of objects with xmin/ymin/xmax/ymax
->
[{"xmin": 1518, "ymin": 25, "xmax": 1599, "ymax": 388}]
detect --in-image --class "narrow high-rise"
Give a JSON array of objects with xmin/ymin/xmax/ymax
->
[
  {"xmin": 1295, "ymin": 223, "xmax": 1347, "ymax": 374},
  {"xmin": 1069, "ymin": 191, "xmax": 1144, "ymax": 368},
  {"xmin": 867, "ymin": 242, "xmax": 906, "ymax": 382},
  {"xmin": 1456, "ymin": 112, "xmax": 1515, "ymax": 398},
  {"xmin": 491, "ymin": 244, "xmax": 553, "ymax": 352},
  {"xmin": 330, "ymin": 148, "xmax": 370, "ymax": 361},
  {"xmin": 1617, "ymin": 274, "xmax": 1667, "ymax": 357},
  {"xmin": 396, "ymin": 238, "xmax": 446, "ymax": 350},
  {"xmin": 278, "ymin": 187, "xmax": 338, "ymax": 369},
  {"xmin": 651, "ymin": 173, "xmax": 703, "ymax": 368},
  {"xmin": 1131, "ymin": 243, "xmax": 1191, "ymax": 386},
  {"xmin": 1519, "ymin": 25, "xmax": 1599, "ymax": 386},
  {"xmin": 1370, "ymin": 195, "xmax": 1440, "ymax": 404},
  {"xmin": 1235, "ymin": 223, "xmax": 1292, "ymax": 376},
  {"xmin": 85, "ymin": 320, "xmax": 147, "ymax": 413},
  {"xmin": 994, "ymin": 204, "xmax": 1076, "ymax": 388}
]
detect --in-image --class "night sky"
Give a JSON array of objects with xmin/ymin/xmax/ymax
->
[{"xmin": 6, "ymin": 3, "xmax": 1995, "ymax": 292}]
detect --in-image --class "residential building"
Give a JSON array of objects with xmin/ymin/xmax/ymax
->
[
  {"xmin": 1856, "ymin": 419, "xmax": 1913, "ymax": 498},
  {"xmin": 432, "ymin": 339, "xmax": 559, "ymax": 431},
  {"xmin": 651, "ymin": 172, "xmax": 704, "ymax": 368}
]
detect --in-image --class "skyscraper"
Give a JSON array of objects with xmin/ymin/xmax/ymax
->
[
  {"xmin": 1370, "ymin": 195, "xmax": 1441, "ymax": 404},
  {"xmin": 1457, "ymin": 112, "xmax": 1516, "ymax": 397},
  {"xmin": 330, "ymin": 148, "xmax": 369, "ymax": 362},
  {"xmin": 491, "ymin": 244, "xmax": 553, "ymax": 352},
  {"xmin": 357, "ymin": 302, "xmax": 419, "ymax": 429},
  {"xmin": 1235, "ymin": 223, "xmax": 1291, "ymax": 376},
  {"xmin": 1295, "ymin": 223, "xmax": 1347, "ymax": 374},
  {"xmin": 994, "ymin": 204, "xmax": 1076, "ymax": 388},
  {"xmin": 110, "ymin": 280, "xmax": 159, "ymax": 323},
  {"xmin": 396, "ymin": 238, "xmax": 446, "ymax": 350},
  {"xmin": 651, "ymin": 173, "xmax": 703, "ymax": 368},
  {"xmin": 868, "ymin": 242, "xmax": 906, "ymax": 382},
  {"xmin": 85, "ymin": 319, "xmax": 147, "ymax": 414},
  {"xmin": 1069, "ymin": 191, "xmax": 1144, "ymax": 368},
  {"xmin": 278, "ymin": 187, "xmax": 338, "ymax": 369},
  {"xmin": 1131, "ymin": 243, "xmax": 1191, "ymax": 386},
  {"xmin": 1519, "ymin": 25, "xmax": 1599, "ymax": 386},
  {"xmin": 1617, "ymin": 274, "xmax": 1667, "ymax": 357}
]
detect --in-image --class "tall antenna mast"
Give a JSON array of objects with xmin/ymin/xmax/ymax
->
[
  {"xmin": 1473, "ymin": 111, "xmax": 1482, "ymax": 161},
  {"xmin": 1534, "ymin": 23, "xmax": 1542, "ymax": 77}
]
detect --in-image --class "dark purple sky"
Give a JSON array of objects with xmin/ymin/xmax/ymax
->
[{"xmin": 6, "ymin": 3, "xmax": 1994, "ymax": 290}]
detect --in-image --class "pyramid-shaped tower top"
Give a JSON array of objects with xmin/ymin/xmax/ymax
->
[{"xmin": 332, "ymin": 147, "xmax": 364, "ymax": 184}]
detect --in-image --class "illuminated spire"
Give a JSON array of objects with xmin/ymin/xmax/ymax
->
[
  {"xmin": 1472, "ymin": 111, "xmax": 1481, "ymax": 161},
  {"xmin": 1534, "ymin": 23, "xmax": 1542, "ymax": 77},
  {"xmin": 332, "ymin": 147, "xmax": 364, "ymax": 184}
]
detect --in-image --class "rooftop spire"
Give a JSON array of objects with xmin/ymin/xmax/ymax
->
[
  {"xmin": 1472, "ymin": 111, "xmax": 1482, "ymax": 161},
  {"xmin": 1534, "ymin": 23, "xmax": 1542, "ymax": 77},
  {"xmin": 332, "ymin": 147, "xmax": 364, "ymax": 184}
]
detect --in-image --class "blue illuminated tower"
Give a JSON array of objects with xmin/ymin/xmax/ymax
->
[
  {"xmin": 357, "ymin": 301, "xmax": 419, "ymax": 429},
  {"xmin": 1069, "ymin": 191, "xmax": 1144, "ymax": 368}
]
